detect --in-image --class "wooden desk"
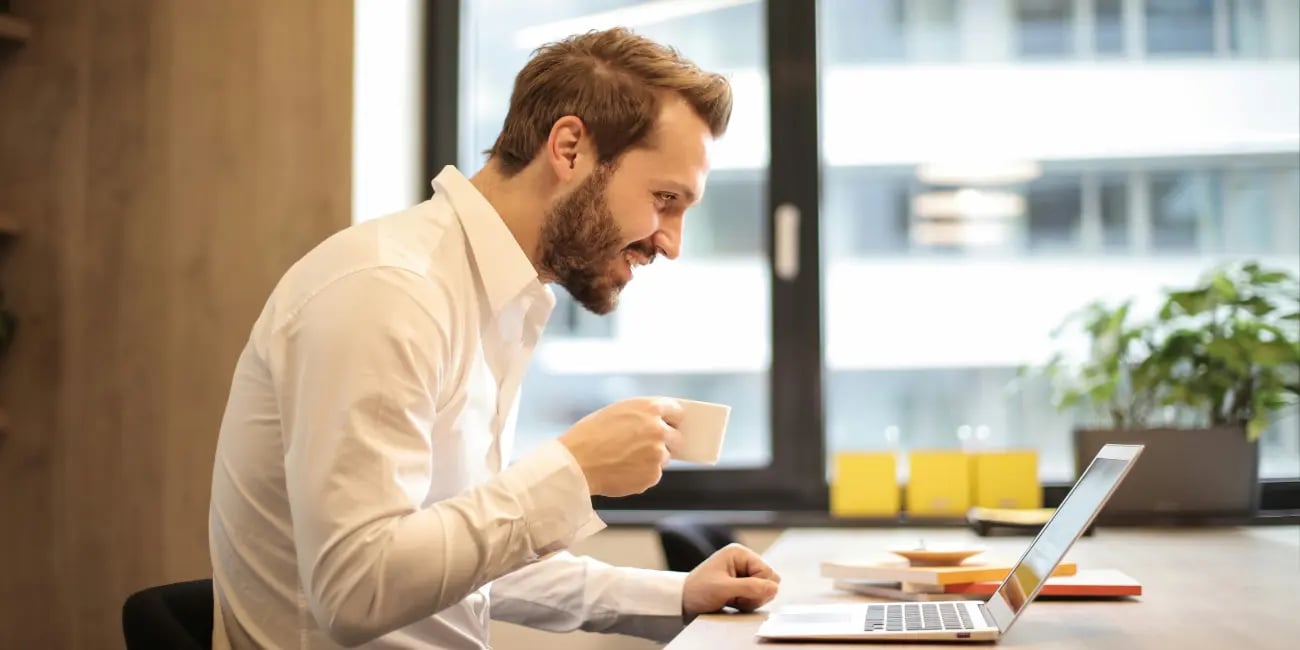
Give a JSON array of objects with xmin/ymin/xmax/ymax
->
[{"xmin": 670, "ymin": 526, "xmax": 1300, "ymax": 649}]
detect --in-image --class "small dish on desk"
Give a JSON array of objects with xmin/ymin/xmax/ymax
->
[{"xmin": 888, "ymin": 544, "xmax": 986, "ymax": 567}]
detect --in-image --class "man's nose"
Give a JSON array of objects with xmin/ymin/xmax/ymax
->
[{"xmin": 653, "ymin": 221, "xmax": 682, "ymax": 260}]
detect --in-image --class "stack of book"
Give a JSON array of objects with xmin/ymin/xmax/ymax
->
[{"xmin": 821, "ymin": 556, "xmax": 1141, "ymax": 602}]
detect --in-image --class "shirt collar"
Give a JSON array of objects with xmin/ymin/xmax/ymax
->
[{"xmin": 431, "ymin": 165, "xmax": 541, "ymax": 314}]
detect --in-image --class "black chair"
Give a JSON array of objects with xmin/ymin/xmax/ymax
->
[
  {"xmin": 122, "ymin": 579, "xmax": 214, "ymax": 650},
  {"xmin": 654, "ymin": 515, "xmax": 738, "ymax": 572}
]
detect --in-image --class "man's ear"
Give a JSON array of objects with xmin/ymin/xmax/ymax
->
[{"xmin": 546, "ymin": 115, "xmax": 589, "ymax": 182}]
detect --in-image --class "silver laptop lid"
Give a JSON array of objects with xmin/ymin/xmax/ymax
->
[{"xmin": 983, "ymin": 444, "xmax": 1144, "ymax": 633}]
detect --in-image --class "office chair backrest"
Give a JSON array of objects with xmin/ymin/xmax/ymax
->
[
  {"xmin": 122, "ymin": 579, "xmax": 214, "ymax": 650},
  {"xmin": 655, "ymin": 516, "xmax": 737, "ymax": 573}
]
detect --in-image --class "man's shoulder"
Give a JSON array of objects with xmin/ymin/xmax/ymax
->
[{"xmin": 264, "ymin": 201, "xmax": 476, "ymax": 336}]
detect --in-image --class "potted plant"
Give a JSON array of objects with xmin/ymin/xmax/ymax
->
[{"xmin": 1037, "ymin": 261, "xmax": 1299, "ymax": 520}]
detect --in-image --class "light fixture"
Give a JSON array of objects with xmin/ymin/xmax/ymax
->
[
  {"xmin": 916, "ymin": 160, "xmax": 1042, "ymax": 186},
  {"xmin": 513, "ymin": 0, "xmax": 758, "ymax": 50},
  {"xmin": 912, "ymin": 189, "xmax": 1027, "ymax": 220},
  {"xmin": 911, "ymin": 220, "xmax": 1016, "ymax": 247}
]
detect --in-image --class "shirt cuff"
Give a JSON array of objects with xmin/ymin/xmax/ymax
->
[
  {"xmin": 612, "ymin": 567, "xmax": 688, "ymax": 616},
  {"xmin": 605, "ymin": 567, "xmax": 689, "ymax": 642},
  {"xmin": 500, "ymin": 439, "xmax": 607, "ymax": 557}
]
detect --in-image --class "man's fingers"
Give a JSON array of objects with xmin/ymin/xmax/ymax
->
[
  {"xmin": 725, "ymin": 577, "xmax": 779, "ymax": 611},
  {"xmin": 653, "ymin": 397, "xmax": 685, "ymax": 427},
  {"xmin": 724, "ymin": 544, "xmax": 781, "ymax": 582},
  {"xmin": 663, "ymin": 426, "xmax": 685, "ymax": 458}
]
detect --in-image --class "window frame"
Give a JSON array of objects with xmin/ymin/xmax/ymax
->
[{"xmin": 424, "ymin": 0, "xmax": 1299, "ymax": 517}]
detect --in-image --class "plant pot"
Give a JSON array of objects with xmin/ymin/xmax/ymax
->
[{"xmin": 1073, "ymin": 427, "xmax": 1259, "ymax": 522}]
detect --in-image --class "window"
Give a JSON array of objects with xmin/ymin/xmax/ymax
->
[
  {"xmin": 1145, "ymin": 0, "xmax": 1216, "ymax": 55},
  {"xmin": 447, "ymin": 0, "xmax": 824, "ymax": 510},
  {"xmin": 817, "ymin": 0, "xmax": 1300, "ymax": 484},
  {"xmin": 1025, "ymin": 173, "xmax": 1084, "ymax": 251},
  {"xmin": 1017, "ymin": 0, "xmax": 1074, "ymax": 58},
  {"xmin": 428, "ymin": 0, "xmax": 1300, "ymax": 512},
  {"xmin": 1095, "ymin": 0, "xmax": 1126, "ymax": 54},
  {"xmin": 458, "ymin": 0, "xmax": 772, "ymax": 471}
]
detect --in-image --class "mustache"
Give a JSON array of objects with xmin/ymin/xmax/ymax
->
[{"xmin": 623, "ymin": 240, "xmax": 659, "ymax": 263}]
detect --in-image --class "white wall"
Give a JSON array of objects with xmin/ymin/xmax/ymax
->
[
  {"xmin": 352, "ymin": 0, "xmax": 425, "ymax": 223},
  {"xmin": 710, "ymin": 61, "xmax": 1300, "ymax": 171},
  {"xmin": 534, "ymin": 253, "xmax": 1300, "ymax": 375}
]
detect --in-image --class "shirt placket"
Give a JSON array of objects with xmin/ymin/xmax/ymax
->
[{"xmin": 486, "ymin": 291, "xmax": 550, "ymax": 472}]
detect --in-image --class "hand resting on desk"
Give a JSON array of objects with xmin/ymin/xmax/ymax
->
[{"xmin": 683, "ymin": 544, "xmax": 781, "ymax": 622}]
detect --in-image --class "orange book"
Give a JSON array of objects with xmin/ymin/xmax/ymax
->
[
  {"xmin": 820, "ymin": 559, "xmax": 1078, "ymax": 586},
  {"xmin": 945, "ymin": 569, "xmax": 1141, "ymax": 596},
  {"xmin": 832, "ymin": 569, "xmax": 1141, "ymax": 601}
]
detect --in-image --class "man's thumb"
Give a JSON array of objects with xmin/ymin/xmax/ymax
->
[{"xmin": 731, "ymin": 576, "xmax": 778, "ymax": 601}]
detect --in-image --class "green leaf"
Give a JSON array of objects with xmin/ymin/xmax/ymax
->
[
  {"xmin": 1204, "ymin": 339, "xmax": 1248, "ymax": 373},
  {"xmin": 1259, "ymin": 390, "xmax": 1297, "ymax": 413},
  {"xmin": 1252, "ymin": 339, "xmax": 1300, "ymax": 366},
  {"xmin": 1056, "ymin": 391, "xmax": 1082, "ymax": 410},
  {"xmin": 1210, "ymin": 272, "xmax": 1239, "ymax": 302},
  {"xmin": 1282, "ymin": 311, "xmax": 1300, "ymax": 321},
  {"xmin": 1240, "ymin": 296, "xmax": 1275, "ymax": 317},
  {"xmin": 1254, "ymin": 271, "xmax": 1291, "ymax": 285},
  {"xmin": 1246, "ymin": 415, "xmax": 1268, "ymax": 442},
  {"xmin": 1158, "ymin": 301, "xmax": 1176, "ymax": 320},
  {"xmin": 1168, "ymin": 290, "xmax": 1212, "ymax": 316}
]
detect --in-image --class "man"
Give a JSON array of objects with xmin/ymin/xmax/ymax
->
[{"xmin": 208, "ymin": 27, "xmax": 780, "ymax": 650}]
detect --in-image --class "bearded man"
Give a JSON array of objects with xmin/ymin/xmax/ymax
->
[{"xmin": 207, "ymin": 27, "xmax": 780, "ymax": 650}]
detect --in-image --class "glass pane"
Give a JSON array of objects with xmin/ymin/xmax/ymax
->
[
  {"xmin": 1025, "ymin": 173, "xmax": 1083, "ymax": 251},
  {"xmin": 1095, "ymin": 0, "xmax": 1126, "ymax": 54},
  {"xmin": 1098, "ymin": 171, "xmax": 1130, "ymax": 251},
  {"xmin": 821, "ymin": 0, "xmax": 907, "ymax": 63},
  {"xmin": 460, "ymin": 0, "xmax": 771, "ymax": 468},
  {"xmin": 1227, "ymin": 0, "xmax": 1267, "ymax": 57},
  {"xmin": 1145, "ymin": 0, "xmax": 1216, "ymax": 55},
  {"xmin": 1148, "ymin": 170, "xmax": 1219, "ymax": 252},
  {"xmin": 1016, "ymin": 0, "xmax": 1074, "ymax": 58},
  {"xmin": 818, "ymin": 2, "xmax": 1300, "ymax": 481}
]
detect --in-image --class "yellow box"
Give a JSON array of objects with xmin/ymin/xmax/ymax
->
[
  {"xmin": 830, "ymin": 452, "xmax": 900, "ymax": 518},
  {"xmin": 971, "ymin": 450, "xmax": 1042, "ymax": 510},
  {"xmin": 906, "ymin": 450, "xmax": 972, "ymax": 517}
]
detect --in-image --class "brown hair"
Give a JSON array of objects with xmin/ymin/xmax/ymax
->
[{"xmin": 486, "ymin": 27, "xmax": 733, "ymax": 176}]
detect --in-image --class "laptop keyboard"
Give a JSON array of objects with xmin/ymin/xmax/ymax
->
[{"xmin": 865, "ymin": 603, "xmax": 975, "ymax": 632}]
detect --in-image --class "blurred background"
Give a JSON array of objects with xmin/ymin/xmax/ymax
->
[
  {"xmin": 438, "ymin": 0, "xmax": 1300, "ymax": 484},
  {"xmin": 1, "ymin": 1, "xmax": 1296, "ymax": 649}
]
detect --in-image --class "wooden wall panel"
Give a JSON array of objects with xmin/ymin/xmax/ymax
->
[{"xmin": 0, "ymin": 1, "xmax": 352, "ymax": 647}]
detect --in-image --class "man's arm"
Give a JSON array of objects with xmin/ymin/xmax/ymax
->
[
  {"xmin": 270, "ymin": 268, "xmax": 602, "ymax": 647},
  {"xmin": 489, "ymin": 552, "xmax": 688, "ymax": 642},
  {"xmin": 489, "ymin": 542, "xmax": 783, "ymax": 643}
]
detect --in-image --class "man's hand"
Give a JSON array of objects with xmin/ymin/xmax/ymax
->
[
  {"xmin": 682, "ymin": 543, "xmax": 781, "ymax": 622},
  {"xmin": 558, "ymin": 397, "xmax": 685, "ymax": 497}
]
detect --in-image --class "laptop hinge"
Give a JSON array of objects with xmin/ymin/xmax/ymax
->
[{"xmin": 976, "ymin": 603, "xmax": 998, "ymax": 629}]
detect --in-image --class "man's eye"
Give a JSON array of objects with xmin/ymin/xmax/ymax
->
[{"xmin": 655, "ymin": 192, "xmax": 676, "ymax": 204}]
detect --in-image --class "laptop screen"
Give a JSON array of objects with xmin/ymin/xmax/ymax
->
[{"xmin": 984, "ymin": 444, "xmax": 1143, "ymax": 632}]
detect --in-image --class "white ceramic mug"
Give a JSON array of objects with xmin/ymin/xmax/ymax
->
[{"xmin": 670, "ymin": 398, "xmax": 731, "ymax": 465}]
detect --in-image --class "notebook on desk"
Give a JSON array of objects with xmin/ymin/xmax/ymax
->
[
  {"xmin": 832, "ymin": 568, "xmax": 1143, "ymax": 601},
  {"xmin": 755, "ymin": 443, "xmax": 1144, "ymax": 643}
]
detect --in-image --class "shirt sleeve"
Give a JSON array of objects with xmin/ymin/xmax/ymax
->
[
  {"xmin": 489, "ymin": 551, "xmax": 688, "ymax": 643},
  {"xmin": 268, "ymin": 268, "xmax": 603, "ymax": 647}
]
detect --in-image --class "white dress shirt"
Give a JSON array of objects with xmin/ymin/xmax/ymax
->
[{"xmin": 208, "ymin": 166, "xmax": 687, "ymax": 650}]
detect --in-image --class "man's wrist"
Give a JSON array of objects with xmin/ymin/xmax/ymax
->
[
  {"xmin": 555, "ymin": 438, "xmax": 600, "ymax": 495},
  {"xmin": 502, "ymin": 440, "xmax": 606, "ymax": 553}
]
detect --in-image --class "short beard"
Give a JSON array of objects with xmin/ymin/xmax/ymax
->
[{"xmin": 537, "ymin": 164, "xmax": 629, "ymax": 315}]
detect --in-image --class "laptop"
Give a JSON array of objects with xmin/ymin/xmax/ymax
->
[{"xmin": 755, "ymin": 443, "xmax": 1144, "ymax": 642}]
